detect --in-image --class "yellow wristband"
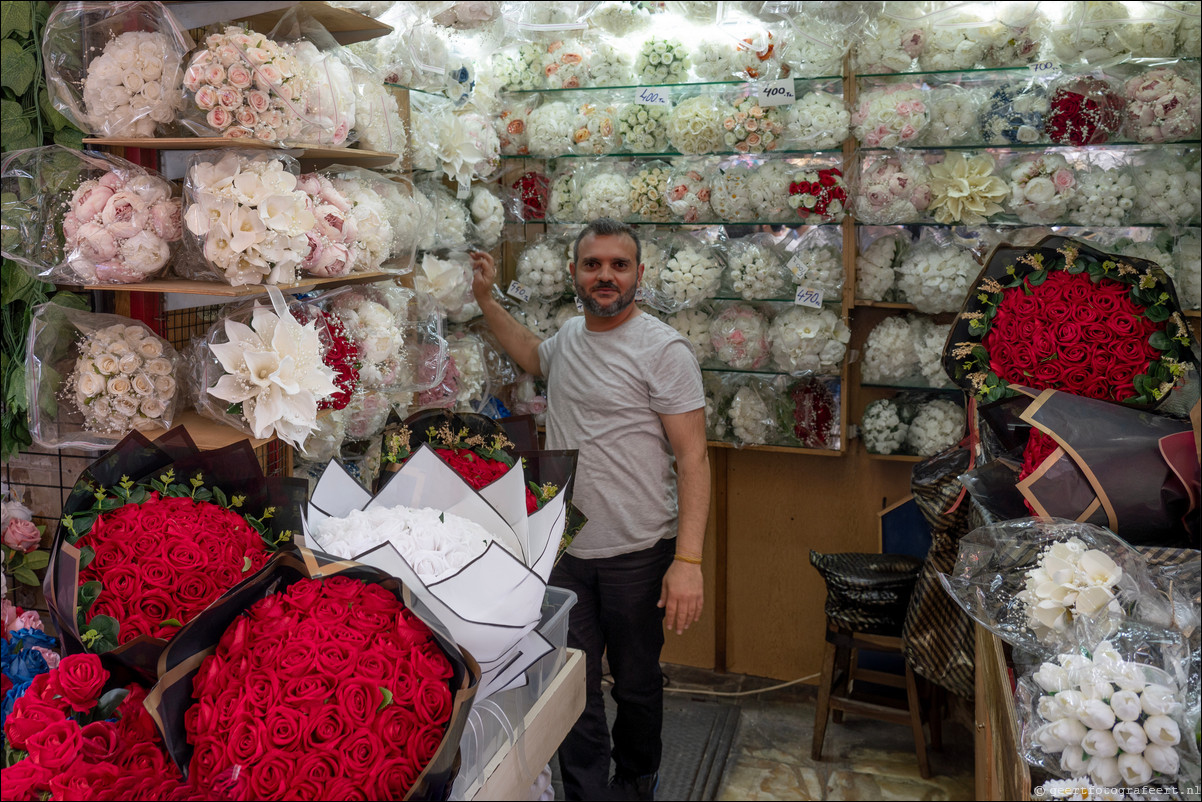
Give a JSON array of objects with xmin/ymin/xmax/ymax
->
[{"xmin": 674, "ymin": 553, "xmax": 702, "ymax": 565}]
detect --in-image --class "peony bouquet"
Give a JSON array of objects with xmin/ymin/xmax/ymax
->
[
  {"xmin": 851, "ymin": 85, "xmax": 930, "ymax": 148},
  {"xmin": 1006, "ymin": 153, "xmax": 1079, "ymax": 225},
  {"xmin": 709, "ymin": 303, "xmax": 772, "ymax": 370},
  {"xmin": 769, "ymin": 305, "xmax": 850, "ymax": 375},
  {"xmin": 1122, "ymin": 66, "xmax": 1201, "ymax": 144},
  {"xmin": 853, "ymin": 153, "xmax": 932, "ymax": 225},
  {"xmin": 181, "ymin": 150, "xmax": 314, "ymax": 286}
]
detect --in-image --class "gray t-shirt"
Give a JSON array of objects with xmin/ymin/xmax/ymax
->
[{"xmin": 538, "ymin": 312, "xmax": 704, "ymax": 559}]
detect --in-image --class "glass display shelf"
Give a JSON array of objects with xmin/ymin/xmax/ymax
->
[
  {"xmin": 701, "ymin": 366, "xmax": 843, "ymax": 378},
  {"xmin": 706, "ymin": 439, "xmax": 843, "ymax": 457},
  {"xmin": 499, "ymin": 75, "xmax": 843, "ymax": 96},
  {"xmin": 709, "ymin": 294, "xmax": 843, "ymax": 306},
  {"xmin": 501, "ymin": 147, "xmax": 845, "ymax": 160},
  {"xmin": 539, "ymin": 218, "xmax": 843, "ymax": 227},
  {"xmin": 856, "ymin": 220, "xmax": 1185, "ymax": 229},
  {"xmin": 855, "ymin": 59, "xmax": 1200, "ymax": 80},
  {"xmin": 82, "ymin": 138, "xmax": 400, "ymax": 168},
  {"xmin": 857, "ymin": 139, "xmax": 1202, "ymax": 153},
  {"xmin": 66, "ymin": 271, "xmax": 397, "ymax": 297},
  {"xmin": 860, "ymin": 381, "xmax": 963, "ymax": 393}
]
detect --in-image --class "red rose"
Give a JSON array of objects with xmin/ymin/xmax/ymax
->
[
  {"xmin": 55, "ymin": 653, "xmax": 108, "ymax": 713},
  {"xmin": 278, "ymin": 640, "xmax": 319, "ymax": 675},
  {"xmin": 1007, "ymin": 342, "xmax": 1039, "ymax": 371},
  {"xmin": 1071, "ymin": 304, "xmax": 1102, "ymax": 324},
  {"xmin": 414, "ymin": 679, "xmax": 452, "ymax": 725},
  {"xmin": 350, "ymin": 651, "xmax": 392, "ymax": 684},
  {"xmin": 295, "ymin": 751, "xmax": 342, "ymax": 784},
  {"xmin": 1053, "ymin": 321, "xmax": 1083, "ymax": 345},
  {"xmin": 225, "ymin": 716, "xmax": 269, "ymax": 767},
  {"xmin": 408, "ymin": 722, "xmax": 447, "ymax": 765},
  {"xmin": 1090, "ymin": 293, "xmax": 1120, "ymax": 313},
  {"xmin": 175, "ymin": 571, "xmax": 221, "ymax": 609},
  {"xmin": 134, "ymin": 588, "xmax": 177, "ymax": 624},
  {"xmin": 0, "ymin": 759, "xmax": 53, "ymax": 800},
  {"xmin": 303, "ymin": 705, "xmax": 352, "ymax": 750},
  {"xmin": 1031, "ymin": 363, "xmax": 1064, "ymax": 388},
  {"xmin": 1105, "ymin": 314, "xmax": 1143, "ymax": 338},
  {"xmin": 1041, "ymin": 300, "xmax": 1074, "ymax": 323},
  {"xmin": 323, "ymin": 778, "xmax": 372, "ymax": 801},
  {"xmin": 373, "ymin": 757, "xmax": 421, "ymax": 800},
  {"xmin": 162, "ymin": 538, "xmax": 209, "ymax": 574},
  {"xmin": 342, "ymin": 729, "xmax": 385, "ymax": 773},
  {"xmin": 188, "ymin": 741, "xmax": 228, "ymax": 789},
  {"xmin": 1080, "ymin": 323, "xmax": 1111, "ymax": 344},
  {"xmin": 79, "ymin": 720, "xmax": 122, "ymax": 763},
  {"xmin": 348, "ymin": 605, "xmax": 393, "ymax": 637},
  {"xmin": 139, "ymin": 558, "xmax": 177, "ymax": 590},
  {"xmin": 377, "ymin": 706, "xmax": 417, "ymax": 744},
  {"xmin": 411, "ymin": 643, "xmax": 453, "ymax": 682},
  {"xmin": 310, "ymin": 598, "xmax": 347, "ymax": 628},
  {"xmin": 323, "ymin": 576, "xmax": 367, "ymax": 602},
  {"xmin": 394, "ymin": 612, "xmax": 434, "ymax": 650},
  {"xmin": 26, "ymin": 718, "xmax": 83, "ymax": 771},
  {"xmin": 1060, "ymin": 344, "xmax": 1091, "ymax": 365},
  {"xmin": 264, "ymin": 706, "xmax": 306, "ymax": 750},
  {"xmin": 132, "ymin": 502, "xmax": 170, "ymax": 535},
  {"xmin": 246, "ymin": 750, "xmax": 297, "ymax": 801},
  {"xmin": 286, "ymin": 673, "xmax": 337, "ymax": 706},
  {"xmin": 118, "ymin": 612, "xmax": 155, "ymax": 644},
  {"xmin": 355, "ymin": 584, "xmax": 401, "ymax": 617},
  {"xmin": 49, "ymin": 761, "xmax": 121, "ymax": 801},
  {"xmin": 336, "ymin": 677, "xmax": 382, "ymax": 724},
  {"xmin": 120, "ymin": 741, "xmax": 169, "ymax": 775},
  {"xmin": 1059, "ymin": 366, "xmax": 1094, "ymax": 393}
]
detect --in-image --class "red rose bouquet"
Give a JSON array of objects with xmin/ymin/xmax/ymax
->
[
  {"xmin": 1046, "ymin": 74, "xmax": 1126, "ymax": 146},
  {"xmin": 784, "ymin": 377, "xmax": 840, "ymax": 450},
  {"xmin": 291, "ymin": 306, "xmax": 359, "ymax": 411},
  {"xmin": 944, "ymin": 236, "xmax": 1196, "ymax": 407},
  {"xmin": 786, "ymin": 166, "xmax": 848, "ymax": 223},
  {"xmin": 1, "ymin": 654, "xmax": 192, "ymax": 801},
  {"xmin": 148, "ymin": 551, "xmax": 477, "ymax": 801},
  {"xmin": 46, "ymin": 427, "xmax": 306, "ymax": 678},
  {"xmin": 510, "ymin": 170, "xmax": 549, "ymax": 221}
]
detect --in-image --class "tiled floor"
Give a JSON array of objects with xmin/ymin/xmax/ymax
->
[{"xmin": 660, "ymin": 663, "xmax": 977, "ymax": 802}]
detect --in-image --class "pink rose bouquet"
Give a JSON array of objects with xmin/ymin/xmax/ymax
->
[
  {"xmin": 1122, "ymin": 67, "xmax": 1201, "ymax": 144},
  {"xmin": 852, "ymin": 85, "xmax": 931, "ymax": 148}
]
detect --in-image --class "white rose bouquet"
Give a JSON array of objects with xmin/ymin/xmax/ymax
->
[
  {"xmin": 587, "ymin": 36, "xmax": 635, "ymax": 87},
  {"xmin": 67, "ymin": 322, "xmax": 179, "ymax": 438},
  {"xmin": 1131, "ymin": 153, "xmax": 1202, "ymax": 226},
  {"xmin": 769, "ymin": 306, "xmax": 850, "ymax": 375},
  {"xmin": 912, "ymin": 319, "xmax": 954, "ymax": 389},
  {"xmin": 855, "ymin": 232, "xmax": 907, "ymax": 302},
  {"xmin": 42, "ymin": 3, "xmax": 189, "ymax": 137},
  {"xmin": 667, "ymin": 307, "xmax": 716, "ymax": 362},
  {"xmin": 630, "ymin": 163, "xmax": 672, "ymax": 222},
  {"xmin": 1050, "ymin": 1, "xmax": 1130, "ymax": 63},
  {"xmin": 860, "ymin": 398, "xmax": 908, "ymax": 455},
  {"xmin": 661, "ymin": 244, "xmax": 724, "ymax": 307},
  {"xmin": 590, "ymin": 2, "xmax": 652, "ymax": 37},
  {"xmin": 919, "ymin": 12, "xmax": 990, "ymax": 71},
  {"xmin": 618, "ymin": 103, "xmax": 670, "ymax": 153},
  {"xmin": 635, "ymin": 37, "xmax": 690, "ymax": 84},
  {"xmin": 1007, "ymin": 153, "xmax": 1079, "ymax": 225},
  {"xmin": 493, "ymin": 44, "xmax": 544, "ymax": 91},
  {"xmin": 527, "ymin": 101, "xmax": 578, "ymax": 156},
  {"xmin": 785, "ymin": 90, "xmax": 850, "ymax": 151},
  {"xmin": 542, "ymin": 38, "xmax": 590, "ymax": 90},
  {"xmin": 851, "ymin": 85, "xmax": 930, "ymax": 148},
  {"xmin": 746, "ymin": 160, "xmax": 792, "ymax": 222},
  {"xmin": 181, "ymin": 25, "xmax": 306, "ymax": 143},
  {"xmin": 572, "ymin": 103, "xmax": 622, "ymax": 155},
  {"xmin": 729, "ymin": 383, "xmax": 780, "ymax": 446},
  {"xmin": 292, "ymin": 41, "xmax": 357, "ymax": 146},
  {"xmin": 548, "ymin": 169, "xmax": 579, "ymax": 222},
  {"xmin": 575, "ymin": 170, "xmax": 634, "ymax": 222},
  {"xmin": 516, "ymin": 238, "xmax": 570, "ymax": 300},
  {"xmin": 852, "ymin": 15, "xmax": 926, "ymax": 74},
  {"xmin": 894, "ymin": 241, "xmax": 978, "ymax": 314},
  {"xmin": 665, "ymin": 160, "xmax": 715, "ymax": 223},
  {"xmin": 1068, "ymin": 166, "xmax": 1136, "ymax": 227},
  {"xmin": 787, "ymin": 237, "xmax": 844, "ymax": 297},
  {"xmin": 708, "ymin": 166, "xmax": 756, "ymax": 222},
  {"xmin": 854, "ymin": 153, "xmax": 932, "ymax": 225},
  {"xmin": 922, "ymin": 85, "xmax": 982, "ymax": 147},
  {"xmin": 182, "ymin": 150, "xmax": 315, "ymax": 286},
  {"xmin": 639, "ymin": 238, "xmax": 671, "ymax": 300},
  {"xmin": 861, "ymin": 316, "xmax": 919, "ymax": 385},
  {"xmin": 904, "ymin": 398, "xmax": 963, "ymax": 456},
  {"xmin": 667, "ymin": 95, "xmax": 727, "ymax": 155},
  {"xmin": 781, "ymin": 20, "xmax": 847, "ymax": 78},
  {"xmin": 517, "ymin": 300, "xmax": 562, "ymax": 340},
  {"xmin": 725, "ymin": 238, "xmax": 789, "ymax": 300},
  {"xmin": 709, "ymin": 303, "xmax": 772, "ymax": 370},
  {"xmin": 426, "ymin": 182, "xmax": 470, "ymax": 250},
  {"xmin": 353, "ymin": 79, "xmax": 408, "ymax": 169},
  {"xmin": 469, "ymin": 187, "xmax": 505, "ymax": 248}
]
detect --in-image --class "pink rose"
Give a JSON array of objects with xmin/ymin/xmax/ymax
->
[
  {"xmin": 669, "ymin": 185, "xmax": 688, "ymax": 202},
  {"xmin": 215, "ymin": 44, "xmax": 242, "ymax": 67},
  {"xmin": 527, "ymin": 397, "xmax": 547, "ymax": 415},
  {"xmin": 697, "ymin": 188, "xmax": 711, "ymax": 201},
  {"xmin": 319, "ymin": 186, "xmax": 352, "ymax": 213},
  {"xmin": 206, "ymin": 107, "xmax": 232, "ymax": 129},
  {"xmin": 244, "ymin": 46, "xmax": 271, "ymax": 66},
  {"xmin": 222, "ymin": 126, "xmax": 253, "ymax": 139},
  {"xmin": 236, "ymin": 108, "xmax": 259, "ymax": 128},
  {"xmin": 911, "ymin": 184, "xmax": 932, "ymax": 209},
  {"xmin": 98, "ymin": 172, "xmax": 123, "ymax": 190},
  {"xmin": 183, "ymin": 65, "xmax": 205, "ymax": 93},
  {"xmin": 216, "ymin": 86, "xmax": 243, "ymax": 111},
  {"xmin": 62, "ymin": 212, "xmax": 82, "ymax": 245},
  {"xmin": 72, "ymin": 182, "xmax": 115, "ymax": 222},
  {"xmin": 194, "ymin": 85, "xmax": 219, "ymax": 111},
  {"xmin": 3, "ymin": 519, "xmax": 41, "ymax": 553},
  {"xmin": 227, "ymin": 63, "xmax": 253, "ymax": 90},
  {"xmin": 34, "ymin": 647, "xmax": 61, "ymax": 670},
  {"xmin": 204, "ymin": 64, "xmax": 226, "ymax": 87},
  {"xmin": 1053, "ymin": 168, "xmax": 1075, "ymax": 190},
  {"xmin": 255, "ymin": 64, "xmax": 283, "ymax": 89},
  {"xmin": 75, "ymin": 222, "xmax": 118, "ymax": 261},
  {"xmin": 10, "ymin": 610, "xmax": 43, "ymax": 634},
  {"xmin": 261, "ymin": 109, "xmax": 285, "ymax": 130},
  {"xmin": 899, "ymin": 124, "xmax": 917, "ymax": 140},
  {"xmin": 1, "ymin": 599, "xmax": 16, "ymax": 633},
  {"xmin": 246, "ymin": 89, "xmax": 271, "ymax": 114},
  {"xmin": 254, "ymin": 125, "xmax": 278, "ymax": 142},
  {"xmin": 150, "ymin": 200, "xmax": 183, "ymax": 241},
  {"xmin": 100, "ymin": 192, "xmax": 149, "ymax": 239}
]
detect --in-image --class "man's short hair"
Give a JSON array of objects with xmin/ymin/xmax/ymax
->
[{"xmin": 572, "ymin": 218, "xmax": 641, "ymax": 267}]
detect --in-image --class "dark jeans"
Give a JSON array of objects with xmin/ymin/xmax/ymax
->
[{"xmin": 551, "ymin": 537, "xmax": 675, "ymax": 801}]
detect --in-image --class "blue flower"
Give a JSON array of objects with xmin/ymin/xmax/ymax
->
[
  {"xmin": 4, "ymin": 647, "xmax": 48, "ymax": 685},
  {"xmin": 1, "ymin": 679, "xmax": 32, "ymax": 737},
  {"xmin": 10, "ymin": 629, "xmax": 56, "ymax": 652}
]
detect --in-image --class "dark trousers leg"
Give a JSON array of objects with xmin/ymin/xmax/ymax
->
[{"xmin": 551, "ymin": 539, "xmax": 674, "ymax": 801}]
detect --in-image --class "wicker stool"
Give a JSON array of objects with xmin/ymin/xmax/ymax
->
[{"xmin": 808, "ymin": 551, "xmax": 934, "ymax": 778}]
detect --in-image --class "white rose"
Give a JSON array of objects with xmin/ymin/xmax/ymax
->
[
  {"xmin": 153, "ymin": 375, "xmax": 176, "ymax": 397},
  {"xmin": 1140, "ymin": 684, "xmax": 1179, "ymax": 716},
  {"xmin": 107, "ymin": 376, "xmax": 133, "ymax": 396},
  {"xmin": 140, "ymin": 57, "xmax": 163, "ymax": 81},
  {"xmin": 1112, "ymin": 720, "xmax": 1148, "ymax": 755},
  {"xmin": 118, "ymin": 353, "xmax": 142, "ymax": 375},
  {"xmin": 1090, "ymin": 756, "xmax": 1121, "ymax": 788},
  {"xmin": 146, "ymin": 357, "xmax": 173, "ymax": 376},
  {"xmin": 132, "ymin": 372, "xmax": 155, "ymax": 396},
  {"xmin": 95, "ymin": 353, "xmax": 120, "ymax": 374},
  {"xmin": 1117, "ymin": 753, "xmax": 1152, "ymax": 786},
  {"xmin": 108, "ymin": 340, "xmax": 132, "ymax": 357},
  {"xmin": 1082, "ymin": 728, "xmax": 1119, "ymax": 758},
  {"xmin": 1023, "ymin": 176, "xmax": 1057, "ymax": 205},
  {"xmin": 138, "ymin": 338, "xmax": 164, "ymax": 359},
  {"xmin": 1143, "ymin": 715, "xmax": 1180, "ymax": 747},
  {"xmin": 76, "ymin": 371, "xmax": 105, "ymax": 398},
  {"xmin": 1078, "ymin": 700, "xmax": 1116, "ymax": 731},
  {"xmin": 140, "ymin": 397, "xmax": 167, "ymax": 419},
  {"xmin": 1109, "ymin": 689, "xmax": 1142, "ymax": 721},
  {"xmin": 1142, "ymin": 743, "xmax": 1179, "ymax": 775},
  {"xmin": 112, "ymin": 395, "xmax": 138, "ymax": 417}
]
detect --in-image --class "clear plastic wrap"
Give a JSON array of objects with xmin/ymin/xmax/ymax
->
[
  {"xmin": 468, "ymin": 184, "xmax": 505, "ymax": 249},
  {"xmin": 783, "ymin": 159, "xmax": 847, "ymax": 223},
  {"xmin": 723, "ymin": 234, "xmax": 790, "ymax": 300},
  {"xmin": 546, "ymin": 162, "xmax": 579, "ymax": 222},
  {"xmin": 1046, "ymin": 73, "xmax": 1126, "ymax": 146},
  {"xmin": 667, "ymin": 94, "xmax": 728, "ymax": 156},
  {"xmin": 690, "ymin": 12, "xmax": 782, "ymax": 81},
  {"xmin": 708, "ymin": 302, "xmax": 772, "ymax": 370},
  {"xmin": 515, "ymin": 234, "xmax": 571, "ymax": 301},
  {"xmin": 746, "ymin": 158, "xmax": 793, "ymax": 223},
  {"xmin": 391, "ymin": 175, "xmax": 435, "ymax": 256},
  {"xmin": 853, "ymin": 150, "xmax": 933, "ymax": 225},
  {"xmin": 42, "ymin": 1, "xmax": 192, "ymax": 137},
  {"xmin": 191, "ymin": 287, "xmax": 339, "ymax": 448},
  {"xmin": 634, "ymin": 35, "xmax": 690, "ymax": 84},
  {"xmin": 656, "ymin": 230, "xmax": 725, "ymax": 310},
  {"xmin": 572, "ymin": 100, "xmax": 622, "ymax": 155},
  {"xmin": 317, "ymin": 165, "xmax": 417, "ymax": 274},
  {"xmin": 1, "ymin": 145, "xmax": 182, "ymax": 285},
  {"xmin": 508, "ymin": 169, "xmax": 549, "ymax": 222},
  {"xmin": 782, "ymin": 229, "xmax": 838, "ymax": 299},
  {"xmin": 769, "ymin": 305, "xmax": 850, "ymax": 376},
  {"xmin": 583, "ymin": 31, "xmax": 635, "ymax": 87},
  {"xmin": 409, "ymin": 95, "xmax": 501, "ymax": 190},
  {"xmin": 617, "ymin": 102, "xmax": 670, "ymax": 154},
  {"xmin": 540, "ymin": 36, "xmax": 592, "ymax": 90},
  {"xmin": 179, "ymin": 149, "xmax": 311, "ymax": 285},
  {"xmin": 1049, "ymin": 1, "xmax": 1133, "ymax": 64},
  {"xmin": 703, "ymin": 371, "xmax": 733, "ymax": 441},
  {"xmin": 421, "ymin": 177, "xmax": 472, "ymax": 251},
  {"xmin": 985, "ymin": 1, "xmax": 1046, "ymax": 67},
  {"xmin": 352, "ymin": 77, "xmax": 408, "ymax": 168},
  {"xmin": 978, "ymin": 77, "xmax": 1050, "ymax": 145},
  {"xmin": 708, "ymin": 161, "xmax": 758, "ymax": 223},
  {"xmin": 893, "ymin": 231, "xmax": 979, "ymax": 314},
  {"xmin": 1067, "ymin": 156, "xmax": 1136, "ymax": 228},
  {"xmin": 665, "ymin": 158, "xmax": 716, "ymax": 223},
  {"xmin": 851, "ymin": 6, "xmax": 928, "ymax": 75},
  {"xmin": 1121, "ymin": 64, "xmax": 1202, "ymax": 144},
  {"xmin": 526, "ymin": 99, "xmax": 579, "ymax": 156},
  {"xmin": 725, "ymin": 375, "xmax": 784, "ymax": 447},
  {"xmin": 629, "ymin": 160, "xmax": 672, "ymax": 223},
  {"xmin": 852, "ymin": 82, "xmax": 931, "ymax": 148},
  {"xmin": 496, "ymin": 93, "xmax": 537, "ymax": 155},
  {"xmin": 781, "ymin": 376, "xmax": 840, "ymax": 450},
  {"xmin": 417, "ymin": 250, "xmax": 474, "ymax": 318},
  {"xmin": 718, "ymin": 91, "xmax": 787, "ymax": 154},
  {"xmin": 1012, "ymin": 621, "xmax": 1198, "ymax": 790},
  {"xmin": 571, "ymin": 162, "xmax": 633, "ymax": 222},
  {"xmin": 1129, "ymin": 147, "xmax": 1201, "ymax": 226},
  {"xmin": 770, "ymin": 1, "xmax": 856, "ymax": 78},
  {"xmin": 416, "ymin": 329, "xmax": 492, "ymax": 413},
  {"xmin": 855, "ymin": 228, "xmax": 910, "ymax": 302},
  {"xmin": 25, "ymin": 305, "xmax": 181, "ymax": 449},
  {"xmin": 1172, "ymin": 228, "xmax": 1201, "ymax": 311},
  {"xmin": 921, "ymin": 84, "xmax": 983, "ymax": 147},
  {"xmin": 784, "ymin": 89, "xmax": 849, "ymax": 151}
]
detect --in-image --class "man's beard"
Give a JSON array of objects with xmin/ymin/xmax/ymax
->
[{"xmin": 575, "ymin": 278, "xmax": 638, "ymax": 317}]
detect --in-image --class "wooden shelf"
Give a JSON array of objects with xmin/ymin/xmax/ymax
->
[
  {"xmin": 166, "ymin": 2, "xmax": 392, "ymax": 45},
  {"xmin": 706, "ymin": 440, "xmax": 844, "ymax": 457},
  {"xmin": 865, "ymin": 453, "xmax": 924, "ymax": 463},
  {"xmin": 76, "ymin": 271, "xmax": 395, "ymax": 297},
  {"xmin": 156, "ymin": 409, "xmax": 274, "ymax": 452},
  {"xmin": 853, "ymin": 300, "xmax": 917, "ymax": 310},
  {"xmin": 82, "ymin": 138, "xmax": 400, "ymax": 168},
  {"xmin": 1185, "ymin": 309, "xmax": 1201, "ymax": 319}
]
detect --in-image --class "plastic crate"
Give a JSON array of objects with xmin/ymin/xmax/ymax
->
[{"xmin": 452, "ymin": 586, "xmax": 577, "ymax": 797}]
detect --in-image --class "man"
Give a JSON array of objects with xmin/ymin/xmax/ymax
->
[{"xmin": 469, "ymin": 218, "xmax": 709, "ymax": 801}]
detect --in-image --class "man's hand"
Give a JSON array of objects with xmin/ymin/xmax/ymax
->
[
  {"xmin": 470, "ymin": 250, "xmax": 497, "ymax": 305},
  {"xmin": 658, "ymin": 560, "xmax": 703, "ymax": 635}
]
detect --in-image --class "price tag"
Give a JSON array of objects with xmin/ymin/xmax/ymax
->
[
  {"xmin": 507, "ymin": 281, "xmax": 532, "ymax": 302},
  {"xmin": 575, "ymin": 297, "xmax": 584, "ymax": 311},
  {"xmin": 634, "ymin": 86, "xmax": 671, "ymax": 106},
  {"xmin": 794, "ymin": 286, "xmax": 824, "ymax": 308},
  {"xmin": 1027, "ymin": 60, "xmax": 1058, "ymax": 74},
  {"xmin": 756, "ymin": 78, "xmax": 796, "ymax": 107},
  {"xmin": 786, "ymin": 252, "xmax": 808, "ymax": 280}
]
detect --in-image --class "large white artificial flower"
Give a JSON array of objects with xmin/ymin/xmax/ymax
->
[
  {"xmin": 904, "ymin": 399, "xmax": 963, "ymax": 457},
  {"xmin": 894, "ymin": 242, "xmax": 978, "ymax": 314},
  {"xmin": 860, "ymin": 398, "xmax": 908, "ymax": 455},
  {"xmin": 769, "ymin": 306, "xmax": 850, "ymax": 375},
  {"xmin": 207, "ymin": 293, "xmax": 338, "ymax": 447},
  {"xmin": 786, "ymin": 91, "xmax": 850, "ymax": 151}
]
